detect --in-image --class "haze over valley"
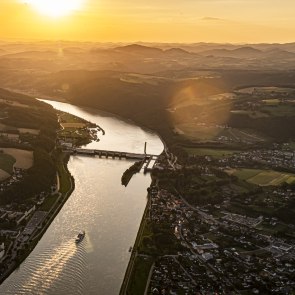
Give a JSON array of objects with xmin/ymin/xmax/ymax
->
[{"xmin": 1, "ymin": 0, "xmax": 295, "ymax": 294}]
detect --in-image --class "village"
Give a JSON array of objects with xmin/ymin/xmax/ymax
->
[
  {"xmin": 144, "ymin": 185, "xmax": 295, "ymax": 294},
  {"xmin": 0, "ymin": 179, "xmax": 60, "ymax": 278},
  {"xmin": 126, "ymin": 142, "xmax": 295, "ymax": 294},
  {"xmin": 217, "ymin": 144, "xmax": 295, "ymax": 171}
]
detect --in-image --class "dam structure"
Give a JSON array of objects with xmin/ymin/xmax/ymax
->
[{"xmin": 64, "ymin": 142, "xmax": 158, "ymax": 171}]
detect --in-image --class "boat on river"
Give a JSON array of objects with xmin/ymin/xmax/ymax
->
[{"xmin": 75, "ymin": 231, "xmax": 85, "ymax": 243}]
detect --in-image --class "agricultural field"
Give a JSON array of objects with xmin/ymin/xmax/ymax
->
[
  {"xmin": 174, "ymin": 123, "xmax": 221, "ymax": 141},
  {"xmin": 230, "ymin": 110, "xmax": 269, "ymax": 118},
  {"xmin": 0, "ymin": 98, "xmax": 29, "ymax": 108},
  {"xmin": 60, "ymin": 122, "xmax": 86, "ymax": 129},
  {"xmin": 236, "ymin": 87, "xmax": 295, "ymax": 94},
  {"xmin": 0, "ymin": 169, "xmax": 10, "ymax": 181},
  {"xmin": 0, "ymin": 152, "xmax": 16, "ymax": 175},
  {"xmin": 222, "ymin": 128, "xmax": 266, "ymax": 143},
  {"xmin": 120, "ymin": 73, "xmax": 168, "ymax": 86},
  {"xmin": 260, "ymin": 104, "xmax": 295, "ymax": 117},
  {"xmin": 0, "ymin": 148, "xmax": 33, "ymax": 169},
  {"xmin": 58, "ymin": 111, "xmax": 87, "ymax": 124},
  {"xmin": 256, "ymin": 222, "xmax": 295, "ymax": 237},
  {"xmin": 262, "ymin": 99, "xmax": 280, "ymax": 106},
  {"xmin": 39, "ymin": 194, "xmax": 59, "ymax": 211},
  {"xmin": 57, "ymin": 110, "xmax": 98, "ymax": 145},
  {"xmin": 18, "ymin": 128, "xmax": 40, "ymax": 135},
  {"xmin": 175, "ymin": 123, "xmax": 266, "ymax": 143},
  {"xmin": 228, "ymin": 168, "xmax": 295, "ymax": 186},
  {"xmin": 208, "ymin": 92, "xmax": 237, "ymax": 101},
  {"xmin": 0, "ymin": 123, "xmax": 17, "ymax": 131},
  {"xmin": 285, "ymin": 142, "xmax": 295, "ymax": 150},
  {"xmin": 0, "ymin": 110, "xmax": 7, "ymax": 119},
  {"xmin": 226, "ymin": 168, "xmax": 261, "ymax": 180},
  {"xmin": 185, "ymin": 147, "xmax": 239, "ymax": 158}
]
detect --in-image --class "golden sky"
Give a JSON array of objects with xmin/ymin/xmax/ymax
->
[{"xmin": 1, "ymin": 0, "xmax": 295, "ymax": 43}]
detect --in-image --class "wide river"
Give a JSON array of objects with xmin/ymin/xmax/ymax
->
[{"xmin": 0, "ymin": 101, "xmax": 163, "ymax": 295}]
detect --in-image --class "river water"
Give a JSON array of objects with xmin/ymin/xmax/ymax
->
[{"xmin": 0, "ymin": 101, "xmax": 163, "ymax": 295}]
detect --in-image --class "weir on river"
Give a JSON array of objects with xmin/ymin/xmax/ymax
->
[
  {"xmin": 72, "ymin": 148, "xmax": 157, "ymax": 159},
  {"xmin": 69, "ymin": 148, "xmax": 159, "ymax": 171}
]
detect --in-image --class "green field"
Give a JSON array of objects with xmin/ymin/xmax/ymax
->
[
  {"xmin": 185, "ymin": 148, "xmax": 239, "ymax": 158},
  {"xmin": 0, "ymin": 153, "xmax": 16, "ymax": 174},
  {"xmin": 175, "ymin": 124, "xmax": 220, "ymax": 141},
  {"xmin": 286, "ymin": 142, "xmax": 295, "ymax": 150},
  {"xmin": 261, "ymin": 104, "xmax": 295, "ymax": 117},
  {"xmin": 228, "ymin": 168, "xmax": 262, "ymax": 180},
  {"xmin": 262, "ymin": 99, "xmax": 280, "ymax": 106},
  {"xmin": 58, "ymin": 111, "xmax": 87, "ymax": 124},
  {"xmin": 237, "ymin": 86, "xmax": 295, "ymax": 94},
  {"xmin": 40, "ymin": 194, "xmax": 59, "ymax": 211},
  {"xmin": 126, "ymin": 256, "xmax": 154, "ymax": 295},
  {"xmin": 176, "ymin": 123, "xmax": 266, "ymax": 143},
  {"xmin": 256, "ymin": 222, "xmax": 291, "ymax": 235},
  {"xmin": 56, "ymin": 153, "xmax": 72, "ymax": 194},
  {"xmin": 230, "ymin": 110, "xmax": 269, "ymax": 118},
  {"xmin": 229, "ymin": 168, "xmax": 295, "ymax": 186}
]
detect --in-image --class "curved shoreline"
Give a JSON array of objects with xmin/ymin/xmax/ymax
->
[
  {"xmin": 38, "ymin": 97, "xmax": 163, "ymax": 140},
  {"xmin": 39, "ymin": 98, "xmax": 166, "ymax": 294},
  {"xmin": 40, "ymin": 98, "xmax": 165, "ymax": 294},
  {"xmin": 1, "ymin": 96, "xmax": 165, "ymax": 292}
]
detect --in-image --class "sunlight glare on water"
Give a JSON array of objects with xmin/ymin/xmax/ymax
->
[{"xmin": 0, "ymin": 100, "xmax": 163, "ymax": 295}]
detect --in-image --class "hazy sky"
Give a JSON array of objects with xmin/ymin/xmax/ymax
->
[{"xmin": 1, "ymin": 0, "xmax": 295, "ymax": 43}]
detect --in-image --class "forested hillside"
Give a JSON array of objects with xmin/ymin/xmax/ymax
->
[{"xmin": 0, "ymin": 88, "xmax": 58, "ymax": 204}]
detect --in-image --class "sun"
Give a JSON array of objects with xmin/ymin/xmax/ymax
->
[{"xmin": 25, "ymin": 0, "xmax": 83, "ymax": 18}]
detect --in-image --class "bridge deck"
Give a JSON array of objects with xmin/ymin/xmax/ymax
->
[{"xmin": 68, "ymin": 148, "xmax": 158, "ymax": 160}]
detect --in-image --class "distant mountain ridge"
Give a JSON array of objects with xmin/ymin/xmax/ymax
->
[
  {"xmin": 113, "ymin": 44, "xmax": 163, "ymax": 54},
  {"xmin": 164, "ymin": 48, "xmax": 194, "ymax": 56},
  {"xmin": 198, "ymin": 46, "xmax": 262, "ymax": 57}
]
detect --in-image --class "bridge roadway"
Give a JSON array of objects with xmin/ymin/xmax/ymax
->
[{"xmin": 67, "ymin": 148, "xmax": 158, "ymax": 161}]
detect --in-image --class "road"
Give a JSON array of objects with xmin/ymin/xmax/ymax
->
[{"xmin": 143, "ymin": 262, "xmax": 155, "ymax": 295}]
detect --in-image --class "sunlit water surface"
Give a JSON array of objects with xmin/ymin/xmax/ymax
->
[{"xmin": 0, "ymin": 100, "xmax": 163, "ymax": 294}]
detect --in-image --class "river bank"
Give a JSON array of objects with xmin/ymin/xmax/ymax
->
[
  {"xmin": 37, "ymin": 96, "xmax": 167, "ymax": 148},
  {"xmin": 0, "ymin": 99, "xmax": 163, "ymax": 294},
  {"xmin": 119, "ymin": 183, "xmax": 153, "ymax": 295},
  {"xmin": 0, "ymin": 152, "xmax": 75, "ymax": 284}
]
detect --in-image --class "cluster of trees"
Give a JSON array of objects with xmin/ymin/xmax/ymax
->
[
  {"xmin": 0, "ymin": 90, "xmax": 59, "ymax": 204},
  {"xmin": 229, "ymin": 113, "xmax": 295, "ymax": 140},
  {"xmin": 184, "ymin": 190, "xmax": 223, "ymax": 206},
  {"xmin": 150, "ymin": 222, "xmax": 183, "ymax": 254},
  {"xmin": 154, "ymin": 166, "xmax": 227, "ymax": 206},
  {"xmin": 274, "ymin": 200, "xmax": 295, "ymax": 225},
  {"xmin": 121, "ymin": 160, "xmax": 142, "ymax": 186},
  {"xmin": 0, "ymin": 149, "xmax": 57, "ymax": 205}
]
